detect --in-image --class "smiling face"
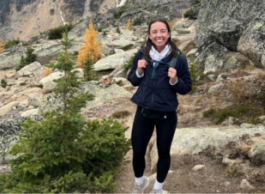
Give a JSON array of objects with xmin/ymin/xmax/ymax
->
[{"xmin": 148, "ymin": 21, "xmax": 171, "ymax": 53}]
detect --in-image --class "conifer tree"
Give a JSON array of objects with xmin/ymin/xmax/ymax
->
[
  {"xmin": 16, "ymin": 47, "xmax": 37, "ymax": 71},
  {"xmin": 77, "ymin": 21, "xmax": 101, "ymax": 67},
  {"xmin": 0, "ymin": 39, "xmax": 5, "ymax": 54},
  {"xmin": 126, "ymin": 19, "xmax": 131, "ymax": 29},
  {"xmin": 84, "ymin": 53, "xmax": 97, "ymax": 81},
  {"xmin": 0, "ymin": 27, "xmax": 131, "ymax": 193}
]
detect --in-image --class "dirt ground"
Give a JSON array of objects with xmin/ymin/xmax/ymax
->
[{"xmin": 84, "ymin": 95, "xmax": 259, "ymax": 194}]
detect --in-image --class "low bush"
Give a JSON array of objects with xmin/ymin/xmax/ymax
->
[
  {"xmin": 133, "ymin": 18, "xmax": 141, "ymax": 26},
  {"xmin": 184, "ymin": 9, "xmax": 194, "ymax": 18},
  {"xmin": 4, "ymin": 38, "xmax": 20, "ymax": 49},
  {"xmin": 48, "ymin": 24, "xmax": 74, "ymax": 40},
  {"xmin": 112, "ymin": 110, "xmax": 131, "ymax": 118},
  {"xmin": 16, "ymin": 47, "xmax": 37, "ymax": 71},
  {"xmin": 113, "ymin": 6, "xmax": 126, "ymax": 19},
  {"xmin": 124, "ymin": 55, "xmax": 134, "ymax": 71},
  {"xmin": 1, "ymin": 79, "xmax": 7, "ymax": 88}
]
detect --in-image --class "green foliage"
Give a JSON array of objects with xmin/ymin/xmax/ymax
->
[
  {"xmin": 113, "ymin": 6, "xmax": 126, "ymax": 19},
  {"xmin": 97, "ymin": 27, "xmax": 104, "ymax": 32},
  {"xmin": 189, "ymin": 58, "xmax": 200, "ymax": 84},
  {"xmin": 31, "ymin": 36, "xmax": 38, "ymax": 41},
  {"xmin": 184, "ymin": 9, "xmax": 194, "ymax": 18},
  {"xmin": 0, "ymin": 27, "xmax": 131, "ymax": 193},
  {"xmin": 203, "ymin": 108, "xmax": 216, "ymax": 117},
  {"xmin": 116, "ymin": 27, "xmax": 121, "ymax": 34},
  {"xmin": 124, "ymin": 55, "xmax": 134, "ymax": 71},
  {"xmin": 133, "ymin": 18, "xmax": 141, "ymax": 26},
  {"xmin": 48, "ymin": 24, "xmax": 74, "ymax": 40},
  {"xmin": 16, "ymin": 47, "xmax": 37, "ymax": 71},
  {"xmin": 84, "ymin": 54, "xmax": 98, "ymax": 81},
  {"xmin": 102, "ymin": 31, "xmax": 107, "ymax": 37},
  {"xmin": 4, "ymin": 38, "xmax": 20, "ymax": 49},
  {"xmin": 1, "ymin": 79, "xmax": 7, "ymax": 88}
]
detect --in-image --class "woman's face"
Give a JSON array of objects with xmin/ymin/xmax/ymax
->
[{"xmin": 148, "ymin": 21, "xmax": 171, "ymax": 52}]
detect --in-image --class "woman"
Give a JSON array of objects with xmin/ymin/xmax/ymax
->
[{"xmin": 127, "ymin": 19, "xmax": 192, "ymax": 194}]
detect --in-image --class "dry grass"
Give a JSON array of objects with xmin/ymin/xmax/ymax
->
[
  {"xmin": 257, "ymin": 72, "xmax": 265, "ymax": 79},
  {"xmin": 168, "ymin": 19, "xmax": 178, "ymax": 30},
  {"xmin": 44, "ymin": 68, "xmax": 52, "ymax": 77}
]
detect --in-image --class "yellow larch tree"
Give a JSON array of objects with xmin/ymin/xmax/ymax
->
[
  {"xmin": 0, "ymin": 39, "xmax": 5, "ymax": 54},
  {"xmin": 44, "ymin": 68, "xmax": 52, "ymax": 77},
  {"xmin": 126, "ymin": 19, "xmax": 131, "ymax": 29},
  {"xmin": 77, "ymin": 21, "xmax": 102, "ymax": 67}
]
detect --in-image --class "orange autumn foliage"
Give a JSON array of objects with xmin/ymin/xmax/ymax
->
[
  {"xmin": 45, "ymin": 68, "xmax": 52, "ymax": 77},
  {"xmin": 77, "ymin": 21, "xmax": 101, "ymax": 67},
  {"xmin": 126, "ymin": 19, "xmax": 131, "ymax": 29},
  {"xmin": 0, "ymin": 39, "xmax": 5, "ymax": 54}
]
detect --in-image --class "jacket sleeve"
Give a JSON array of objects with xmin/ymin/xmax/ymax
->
[
  {"xmin": 170, "ymin": 56, "xmax": 192, "ymax": 95},
  {"xmin": 127, "ymin": 50, "xmax": 143, "ymax": 86}
]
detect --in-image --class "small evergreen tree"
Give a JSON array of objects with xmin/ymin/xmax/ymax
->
[
  {"xmin": 1, "ymin": 79, "xmax": 7, "ymax": 88},
  {"xmin": 189, "ymin": 58, "xmax": 200, "ymax": 84},
  {"xmin": 0, "ymin": 27, "xmax": 131, "ymax": 193},
  {"xmin": 0, "ymin": 39, "xmax": 5, "ymax": 54},
  {"xmin": 16, "ymin": 47, "xmax": 37, "ymax": 71},
  {"xmin": 116, "ymin": 27, "xmax": 121, "ymax": 34},
  {"xmin": 77, "ymin": 21, "xmax": 102, "ymax": 67},
  {"xmin": 84, "ymin": 53, "xmax": 97, "ymax": 81}
]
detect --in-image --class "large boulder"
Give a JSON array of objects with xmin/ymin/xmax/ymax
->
[
  {"xmin": 195, "ymin": 0, "xmax": 265, "ymax": 47},
  {"xmin": 208, "ymin": 18, "xmax": 244, "ymax": 51},
  {"xmin": 17, "ymin": 61, "xmax": 42, "ymax": 77},
  {"xmin": 238, "ymin": 12, "xmax": 265, "ymax": 68},
  {"xmin": 39, "ymin": 72, "xmax": 64, "ymax": 93},
  {"xmin": 0, "ymin": 47, "xmax": 25, "ymax": 70},
  {"xmin": 35, "ymin": 42, "xmax": 63, "ymax": 65},
  {"xmin": 107, "ymin": 39, "xmax": 135, "ymax": 49},
  {"xmin": 93, "ymin": 49, "xmax": 138, "ymax": 71},
  {"xmin": 195, "ymin": 39, "xmax": 229, "ymax": 73},
  {"xmin": 39, "ymin": 81, "xmax": 133, "ymax": 114},
  {"xmin": 118, "ymin": 9, "xmax": 145, "ymax": 24},
  {"xmin": 150, "ymin": 126, "xmax": 265, "ymax": 169},
  {"xmin": 248, "ymin": 141, "xmax": 265, "ymax": 166}
]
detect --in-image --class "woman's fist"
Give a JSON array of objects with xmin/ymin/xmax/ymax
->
[
  {"xmin": 137, "ymin": 59, "xmax": 148, "ymax": 76},
  {"xmin": 168, "ymin": 67, "xmax": 177, "ymax": 84}
]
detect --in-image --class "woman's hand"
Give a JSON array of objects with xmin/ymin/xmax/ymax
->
[
  {"xmin": 168, "ymin": 67, "xmax": 177, "ymax": 84},
  {"xmin": 137, "ymin": 60, "xmax": 148, "ymax": 76}
]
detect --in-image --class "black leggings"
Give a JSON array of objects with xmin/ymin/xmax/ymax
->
[{"xmin": 131, "ymin": 106, "xmax": 177, "ymax": 183}]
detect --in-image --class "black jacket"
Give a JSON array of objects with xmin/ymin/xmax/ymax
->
[{"xmin": 128, "ymin": 48, "xmax": 192, "ymax": 112}]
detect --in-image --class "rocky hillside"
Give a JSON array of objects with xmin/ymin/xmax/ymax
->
[{"xmin": 0, "ymin": 0, "xmax": 265, "ymax": 192}]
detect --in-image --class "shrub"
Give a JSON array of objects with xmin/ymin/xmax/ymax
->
[
  {"xmin": 1, "ymin": 79, "xmax": 7, "ymax": 88},
  {"xmin": 4, "ymin": 38, "xmax": 20, "ymax": 49},
  {"xmin": 133, "ymin": 18, "xmax": 141, "ymax": 26},
  {"xmin": 116, "ymin": 27, "xmax": 121, "ymax": 34},
  {"xmin": 189, "ymin": 58, "xmax": 200, "ymax": 84},
  {"xmin": 102, "ymin": 31, "xmax": 107, "ymax": 37},
  {"xmin": 0, "ymin": 29, "xmax": 131, "ymax": 193},
  {"xmin": 184, "ymin": 9, "xmax": 194, "ymax": 18},
  {"xmin": 44, "ymin": 68, "xmax": 52, "ymax": 77},
  {"xmin": 48, "ymin": 24, "xmax": 74, "ymax": 40},
  {"xmin": 203, "ymin": 108, "xmax": 216, "ymax": 117},
  {"xmin": 0, "ymin": 39, "xmax": 5, "ymax": 53},
  {"xmin": 112, "ymin": 110, "xmax": 131, "ymax": 118},
  {"xmin": 16, "ymin": 47, "xmax": 37, "ymax": 71},
  {"xmin": 124, "ymin": 55, "xmax": 134, "ymax": 71},
  {"xmin": 113, "ymin": 6, "xmax": 126, "ymax": 19}
]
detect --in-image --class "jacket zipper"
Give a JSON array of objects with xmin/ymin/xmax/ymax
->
[{"xmin": 151, "ymin": 62, "xmax": 156, "ymax": 110}]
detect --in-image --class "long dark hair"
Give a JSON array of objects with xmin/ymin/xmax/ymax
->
[{"xmin": 144, "ymin": 19, "xmax": 178, "ymax": 60}]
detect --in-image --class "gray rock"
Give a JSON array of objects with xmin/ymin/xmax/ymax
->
[
  {"xmin": 21, "ymin": 108, "xmax": 39, "ymax": 117},
  {"xmin": 119, "ymin": 9, "xmax": 144, "ymax": 24},
  {"xmin": 240, "ymin": 123, "xmax": 255, "ymax": 128},
  {"xmin": 238, "ymin": 11, "xmax": 265, "ymax": 68},
  {"xmin": 221, "ymin": 117, "xmax": 234, "ymax": 126},
  {"xmin": 184, "ymin": 20, "xmax": 195, "ymax": 28},
  {"xmin": 208, "ymin": 18, "xmax": 244, "ymax": 51},
  {"xmin": 73, "ymin": 68, "xmax": 84, "ymax": 79},
  {"xmin": 208, "ymin": 84, "xmax": 222, "ymax": 93},
  {"xmin": 35, "ymin": 43, "xmax": 63, "ymax": 65},
  {"xmin": 94, "ymin": 49, "xmax": 138, "ymax": 71},
  {"xmin": 17, "ymin": 61, "xmax": 42, "ymax": 76},
  {"xmin": 192, "ymin": 165, "xmax": 205, "ymax": 171},
  {"xmin": 28, "ymin": 93, "xmax": 41, "ymax": 107},
  {"xmin": 207, "ymin": 74, "xmax": 216, "ymax": 82},
  {"xmin": 190, "ymin": 8, "xmax": 200, "ymax": 19},
  {"xmin": 109, "ymin": 65, "xmax": 127, "ymax": 78},
  {"xmin": 222, "ymin": 155, "xmax": 236, "ymax": 165},
  {"xmin": 0, "ymin": 47, "xmax": 25, "ymax": 70},
  {"xmin": 0, "ymin": 101, "xmax": 19, "ymax": 116},
  {"xmin": 146, "ymin": 0, "xmax": 168, "ymax": 11},
  {"xmin": 39, "ymin": 81, "xmax": 133, "ymax": 114},
  {"xmin": 107, "ymin": 39, "xmax": 135, "ymax": 49},
  {"xmin": 195, "ymin": 0, "xmax": 265, "ymax": 47},
  {"xmin": 248, "ymin": 141, "xmax": 265, "ymax": 166},
  {"xmin": 240, "ymin": 179, "xmax": 254, "ymax": 190},
  {"xmin": 195, "ymin": 40, "xmax": 229, "ymax": 72},
  {"xmin": 186, "ymin": 48, "xmax": 198, "ymax": 58},
  {"xmin": 176, "ymin": 28, "xmax": 191, "ymax": 34},
  {"xmin": 39, "ymin": 72, "xmax": 64, "ymax": 93},
  {"xmin": 157, "ymin": 5, "xmax": 182, "ymax": 19}
]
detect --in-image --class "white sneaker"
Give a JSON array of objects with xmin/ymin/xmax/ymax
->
[
  {"xmin": 149, "ymin": 189, "xmax": 170, "ymax": 194},
  {"xmin": 132, "ymin": 176, "xmax": 150, "ymax": 194}
]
